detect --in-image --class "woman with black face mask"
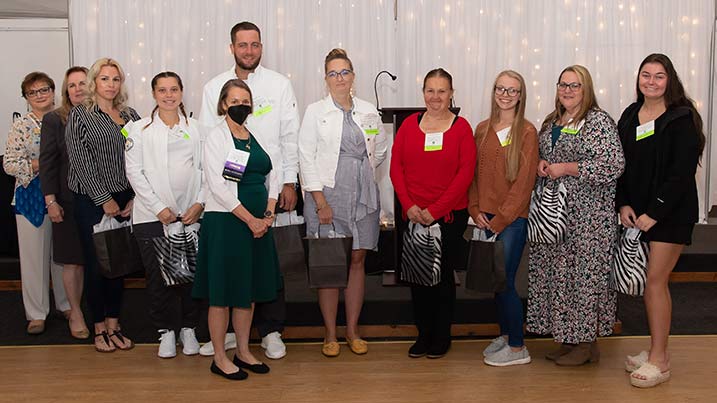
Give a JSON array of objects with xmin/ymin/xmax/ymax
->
[{"xmin": 192, "ymin": 79, "xmax": 282, "ymax": 380}]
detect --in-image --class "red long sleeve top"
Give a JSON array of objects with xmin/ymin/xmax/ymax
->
[{"xmin": 390, "ymin": 112, "xmax": 477, "ymax": 221}]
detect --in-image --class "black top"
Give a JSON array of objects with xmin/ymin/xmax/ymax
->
[
  {"xmin": 39, "ymin": 111, "xmax": 71, "ymax": 200},
  {"xmin": 65, "ymin": 104, "xmax": 140, "ymax": 205},
  {"xmin": 616, "ymin": 102, "xmax": 700, "ymax": 224}
]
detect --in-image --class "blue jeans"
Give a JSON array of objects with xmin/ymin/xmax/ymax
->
[{"xmin": 486, "ymin": 214, "xmax": 527, "ymax": 347}]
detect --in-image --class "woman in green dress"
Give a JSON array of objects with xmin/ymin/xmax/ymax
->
[{"xmin": 193, "ymin": 79, "xmax": 281, "ymax": 380}]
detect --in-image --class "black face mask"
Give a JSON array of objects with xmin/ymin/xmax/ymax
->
[{"xmin": 227, "ymin": 104, "xmax": 252, "ymax": 125}]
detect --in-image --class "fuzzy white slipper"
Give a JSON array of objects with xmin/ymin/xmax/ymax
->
[
  {"xmin": 625, "ymin": 350, "xmax": 649, "ymax": 372},
  {"xmin": 630, "ymin": 362, "xmax": 671, "ymax": 388}
]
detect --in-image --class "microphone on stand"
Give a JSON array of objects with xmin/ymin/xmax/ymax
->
[{"xmin": 374, "ymin": 70, "xmax": 397, "ymax": 115}]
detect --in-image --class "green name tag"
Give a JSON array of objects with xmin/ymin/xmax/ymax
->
[
  {"xmin": 636, "ymin": 120, "xmax": 655, "ymax": 141},
  {"xmin": 253, "ymin": 105, "xmax": 272, "ymax": 117},
  {"xmin": 121, "ymin": 127, "xmax": 129, "ymax": 138},
  {"xmin": 560, "ymin": 127, "xmax": 579, "ymax": 135},
  {"xmin": 182, "ymin": 131, "xmax": 191, "ymax": 140},
  {"xmin": 364, "ymin": 128, "xmax": 379, "ymax": 136}
]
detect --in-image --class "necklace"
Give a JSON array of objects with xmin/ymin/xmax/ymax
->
[{"xmin": 231, "ymin": 127, "xmax": 251, "ymax": 150}]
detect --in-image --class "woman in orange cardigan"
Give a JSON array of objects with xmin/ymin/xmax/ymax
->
[{"xmin": 468, "ymin": 70, "xmax": 538, "ymax": 367}]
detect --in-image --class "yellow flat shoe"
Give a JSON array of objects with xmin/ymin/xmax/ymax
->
[
  {"xmin": 346, "ymin": 338, "xmax": 368, "ymax": 355},
  {"xmin": 322, "ymin": 341, "xmax": 340, "ymax": 357}
]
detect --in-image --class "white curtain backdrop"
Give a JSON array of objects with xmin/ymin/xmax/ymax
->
[{"xmin": 69, "ymin": 0, "xmax": 715, "ymax": 219}]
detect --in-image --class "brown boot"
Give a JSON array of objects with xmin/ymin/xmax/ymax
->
[
  {"xmin": 555, "ymin": 341, "xmax": 600, "ymax": 366},
  {"xmin": 545, "ymin": 343, "xmax": 575, "ymax": 361}
]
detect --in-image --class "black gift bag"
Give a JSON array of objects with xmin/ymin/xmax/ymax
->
[
  {"xmin": 273, "ymin": 223, "xmax": 307, "ymax": 274},
  {"xmin": 465, "ymin": 228, "xmax": 506, "ymax": 293},
  {"xmin": 92, "ymin": 216, "xmax": 143, "ymax": 279},
  {"xmin": 303, "ymin": 224, "xmax": 352, "ymax": 288}
]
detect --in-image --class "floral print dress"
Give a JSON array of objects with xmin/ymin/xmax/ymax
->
[{"xmin": 526, "ymin": 108, "xmax": 624, "ymax": 344}]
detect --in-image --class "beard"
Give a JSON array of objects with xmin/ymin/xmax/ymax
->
[{"xmin": 234, "ymin": 54, "xmax": 261, "ymax": 71}]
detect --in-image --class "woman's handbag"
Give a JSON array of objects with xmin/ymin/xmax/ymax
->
[
  {"xmin": 465, "ymin": 228, "xmax": 506, "ymax": 293},
  {"xmin": 400, "ymin": 222, "xmax": 442, "ymax": 286},
  {"xmin": 151, "ymin": 222, "xmax": 199, "ymax": 286},
  {"xmin": 303, "ymin": 224, "xmax": 352, "ymax": 288},
  {"xmin": 610, "ymin": 227, "xmax": 649, "ymax": 296},
  {"xmin": 527, "ymin": 178, "xmax": 568, "ymax": 244},
  {"xmin": 92, "ymin": 216, "xmax": 143, "ymax": 279},
  {"xmin": 13, "ymin": 176, "xmax": 45, "ymax": 227}
]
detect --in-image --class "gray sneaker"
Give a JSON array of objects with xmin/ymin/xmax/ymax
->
[
  {"xmin": 482, "ymin": 336, "xmax": 507, "ymax": 357},
  {"xmin": 484, "ymin": 345, "xmax": 532, "ymax": 367}
]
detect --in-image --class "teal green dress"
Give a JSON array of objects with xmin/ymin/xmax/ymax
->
[{"xmin": 192, "ymin": 134, "xmax": 281, "ymax": 308}]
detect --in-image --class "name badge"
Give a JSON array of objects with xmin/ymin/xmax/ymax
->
[
  {"xmin": 495, "ymin": 127, "xmax": 511, "ymax": 147},
  {"xmin": 424, "ymin": 132, "xmax": 443, "ymax": 151},
  {"xmin": 253, "ymin": 96, "xmax": 273, "ymax": 117},
  {"xmin": 560, "ymin": 126, "xmax": 579, "ymax": 135},
  {"xmin": 223, "ymin": 149, "xmax": 250, "ymax": 183},
  {"xmin": 636, "ymin": 120, "xmax": 655, "ymax": 141},
  {"xmin": 360, "ymin": 114, "xmax": 380, "ymax": 136}
]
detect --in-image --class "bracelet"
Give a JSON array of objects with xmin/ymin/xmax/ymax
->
[
  {"xmin": 315, "ymin": 204, "xmax": 327, "ymax": 213},
  {"xmin": 46, "ymin": 200, "xmax": 57, "ymax": 208}
]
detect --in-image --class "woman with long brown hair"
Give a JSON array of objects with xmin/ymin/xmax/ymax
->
[
  {"xmin": 469, "ymin": 70, "xmax": 538, "ymax": 366},
  {"xmin": 526, "ymin": 65, "xmax": 624, "ymax": 366},
  {"xmin": 617, "ymin": 53, "xmax": 704, "ymax": 388}
]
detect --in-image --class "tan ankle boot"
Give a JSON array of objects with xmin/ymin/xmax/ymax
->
[
  {"xmin": 545, "ymin": 343, "xmax": 575, "ymax": 361},
  {"xmin": 555, "ymin": 341, "xmax": 600, "ymax": 366}
]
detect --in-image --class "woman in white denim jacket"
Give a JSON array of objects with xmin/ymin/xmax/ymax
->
[{"xmin": 298, "ymin": 48, "xmax": 388, "ymax": 357}]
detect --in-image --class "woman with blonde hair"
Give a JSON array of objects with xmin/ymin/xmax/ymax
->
[
  {"xmin": 469, "ymin": 70, "xmax": 538, "ymax": 366},
  {"xmin": 299, "ymin": 48, "xmax": 387, "ymax": 357},
  {"xmin": 66, "ymin": 58, "xmax": 141, "ymax": 353},
  {"xmin": 39, "ymin": 66, "xmax": 90, "ymax": 339},
  {"xmin": 526, "ymin": 65, "xmax": 624, "ymax": 366}
]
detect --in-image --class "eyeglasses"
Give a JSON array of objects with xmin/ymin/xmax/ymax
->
[
  {"xmin": 326, "ymin": 69, "xmax": 353, "ymax": 80},
  {"xmin": 494, "ymin": 86, "xmax": 521, "ymax": 97},
  {"xmin": 25, "ymin": 86, "xmax": 52, "ymax": 98},
  {"xmin": 556, "ymin": 82, "xmax": 582, "ymax": 92}
]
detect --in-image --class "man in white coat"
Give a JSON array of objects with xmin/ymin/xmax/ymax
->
[{"xmin": 198, "ymin": 21, "xmax": 300, "ymax": 360}]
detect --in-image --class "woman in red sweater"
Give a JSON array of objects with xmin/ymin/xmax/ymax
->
[
  {"xmin": 390, "ymin": 68, "xmax": 476, "ymax": 358},
  {"xmin": 468, "ymin": 70, "xmax": 538, "ymax": 366}
]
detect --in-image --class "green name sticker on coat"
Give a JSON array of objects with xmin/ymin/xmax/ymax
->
[
  {"xmin": 121, "ymin": 127, "xmax": 129, "ymax": 138},
  {"xmin": 560, "ymin": 126, "xmax": 579, "ymax": 135},
  {"xmin": 636, "ymin": 120, "xmax": 655, "ymax": 141},
  {"xmin": 182, "ymin": 131, "xmax": 190, "ymax": 140},
  {"xmin": 364, "ymin": 128, "xmax": 379, "ymax": 135},
  {"xmin": 253, "ymin": 104, "xmax": 273, "ymax": 117}
]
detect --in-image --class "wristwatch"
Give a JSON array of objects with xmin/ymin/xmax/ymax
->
[{"xmin": 264, "ymin": 210, "xmax": 275, "ymax": 219}]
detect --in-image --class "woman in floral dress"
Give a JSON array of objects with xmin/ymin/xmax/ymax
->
[{"xmin": 526, "ymin": 65, "xmax": 624, "ymax": 366}]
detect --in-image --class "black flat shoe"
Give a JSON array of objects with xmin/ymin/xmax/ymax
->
[
  {"xmin": 408, "ymin": 337, "xmax": 430, "ymax": 358},
  {"xmin": 210, "ymin": 361, "xmax": 248, "ymax": 380},
  {"xmin": 427, "ymin": 340, "xmax": 451, "ymax": 359},
  {"xmin": 233, "ymin": 355, "xmax": 270, "ymax": 374}
]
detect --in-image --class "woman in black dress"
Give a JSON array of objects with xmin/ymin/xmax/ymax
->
[
  {"xmin": 39, "ymin": 66, "xmax": 89, "ymax": 339},
  {"xmin": 616, "ymin": 53, "xmax": 705, "ymax": 388}
]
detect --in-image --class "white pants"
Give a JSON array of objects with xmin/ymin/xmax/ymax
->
[{"xmin": 16, "ymin": 214, "xmax": 70, "ymax": 320}]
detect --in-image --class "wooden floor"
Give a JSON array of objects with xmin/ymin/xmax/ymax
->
[{"xmin": 0, "ymin": 336, "xmax": 715, "ymax": 402}]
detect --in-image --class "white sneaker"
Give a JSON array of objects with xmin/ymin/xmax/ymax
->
[
  {"xmin": 157, "ymin": 329, "xmax": 177, "ymax": 359},
  {"xmin": 179, "ymin": 327, "xmax": 200, "ymax": 356},
  {"xmin": 482, "ymin": 336, "xmax": 507, "ymax": 357},
  {"xmin": 261, "ymin": 331, "xmax": 287, "ymax": 359},
  {"xmin": 198, "ymin": 332, "xmax": 237, "ymax": 357},
  {"xmin": 484, "ymin": 345, "xmax": 532, "ymax": 367}
]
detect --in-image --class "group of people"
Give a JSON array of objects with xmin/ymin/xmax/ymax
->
[{"xmin": 3, "ymin": 20, "xmax": 703, "ymax": 389}]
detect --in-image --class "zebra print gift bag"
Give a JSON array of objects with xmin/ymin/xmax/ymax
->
[
  {"xmin": 152, "ymin": 222, "xmax": 199, "ymax": 286},
  {"xmin": 527, "ymin": 178, "xmax": 568, "ymax": 244},
  {"xmin": 400, "ymin": 222, "xmax": 442, "ymax": 286},
  {"xmin": 610, "ymin": 227, "xmax": 649, "ymax": 296}
]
